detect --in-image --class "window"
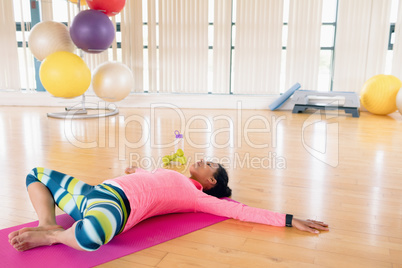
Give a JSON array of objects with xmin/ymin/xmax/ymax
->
[{"xmin": 11, "ymin": 0, "xmax": 400, "ymax": 94}]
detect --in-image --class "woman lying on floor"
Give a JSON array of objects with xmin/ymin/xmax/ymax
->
[{"xmin": 9, "ymin": 160, "xmax": 328, "ymax": 251}]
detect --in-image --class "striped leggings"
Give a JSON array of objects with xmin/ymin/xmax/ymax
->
[{"xmin": 26, "ymin": 167, "xmax": 131, "ymax": 251}]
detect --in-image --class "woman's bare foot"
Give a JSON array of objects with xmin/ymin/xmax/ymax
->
[
  {"xmin": 8, "ymin": 225, "xmax": 64, "ymax": 241},
  {"xmin": 9, "ymin": 227, "xmax": 65, "ymax": 251},
  {"xmin": 8, "ymin": 225, "xmax": 64, "ymax": 245}
]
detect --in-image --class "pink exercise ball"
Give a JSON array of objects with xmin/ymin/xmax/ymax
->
[
  {"xmin": 92, "ymin": 62, "xmax": 134, "ymax": 102},
  {"xmin": 28, "ymin": 21, "xmax": 75, "ymax": 61},
  {"xmin": 87, "ymin": 0, "xmax": 126, "ymax": 16}
]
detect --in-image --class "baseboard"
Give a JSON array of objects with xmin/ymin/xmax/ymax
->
[{"xmin": 0, "ymin": 91, "xmax": 282, "ymax": 110}]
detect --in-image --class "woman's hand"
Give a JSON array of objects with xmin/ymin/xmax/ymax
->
[
  {"xmin": 292, "ymin": 218, "xmax": 329, "ymax": 234},
  {"xmin": 125, "ymin": 166, "xmax": 138, "ymax": 174}
]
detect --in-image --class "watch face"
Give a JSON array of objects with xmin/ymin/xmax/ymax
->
[{"xmin": 285, "ymin": 214, "xmax": 293, "ymax": 227}]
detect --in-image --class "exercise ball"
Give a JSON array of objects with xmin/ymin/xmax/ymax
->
[
  {"xmin": 360, "ymin": 74, "xmax": 402, "ymax": 115},
  {"xmin": 92, "ymin": 62, "xmax": 134, "ymax": 102},
  {"xmin": 28, "ymin": 21, "xmax": 75, "ymax": 61},
  {"xmin": 87, "ymin": 0, "xmax": 126, "ymax": 16},
  {"xmin": 396, "ymin": 89, "xmax": 402, "ymax": 115},
  {"xmin": 39, "ymin": 51, "xmax": 91, "ymax": 98},
  {"xmin": 70, "ymin": 9, "xmax": 115, "ymax": 53},
  {"xmin": 69, "ymin": 0, "xmax": 87, "ymax": 6}
]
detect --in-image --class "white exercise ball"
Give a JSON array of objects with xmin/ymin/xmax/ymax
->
[
  {"xmin": 29, "ymin": 21, "xmax": 75, "ymax": 61},
  {"xmin": 396, "ymin": 89, "xmax": 402, "ymax": 115},
  {"xmin": 92, "ymin": 62, "xmax": 134, "ymax": 102}
]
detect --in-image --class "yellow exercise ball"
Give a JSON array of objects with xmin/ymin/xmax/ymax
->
[
  {"xmin": 360, "ymin": 74, "xmax": 402, "ymax": 115},
  {"xmin": 28, "ymin": 21, "xmax": 75, "ymax": 61},
  {"xmin": 92, "ymin": 62, "xmax": 134, "ymax": 102},
  {"xmin": 39, "ymin": 51, "xmax": 91, "ymax": 98},
  {"xmin": 69, "ymin": 0, "xmax": 87, "ymax": 6}
]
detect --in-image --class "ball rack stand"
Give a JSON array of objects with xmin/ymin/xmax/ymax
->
[{"xmin": 47, "ymin": 0, "xmax": 119, "ymax": 120}]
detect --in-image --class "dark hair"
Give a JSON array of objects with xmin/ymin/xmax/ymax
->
[{"xmin": 204, "ymin": 164, "xmax": 232, "ymax": 198}]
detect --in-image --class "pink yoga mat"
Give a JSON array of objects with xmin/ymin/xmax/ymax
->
[{"xmin": 1, "ymin": 212, "xmax": 228, "ymax": 267}]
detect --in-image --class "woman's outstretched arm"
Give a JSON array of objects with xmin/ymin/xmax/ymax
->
[{"xmin": 196, "ymin": 194, "xmax": 329, "ymax": 234}]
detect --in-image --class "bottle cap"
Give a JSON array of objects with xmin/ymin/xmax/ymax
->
[{"xmin": 175, "ymin": 130, "xmax": 183, "ymax": 139}]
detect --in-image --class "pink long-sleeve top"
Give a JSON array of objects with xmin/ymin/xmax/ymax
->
[{"xmin": 104, "ymin": 168, "xmax": 286, "ymax": 232}]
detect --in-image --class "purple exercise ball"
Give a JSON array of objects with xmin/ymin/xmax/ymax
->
[{"xmin": 70, "ymin": 9, "xmax": 115, "ymax": 53}]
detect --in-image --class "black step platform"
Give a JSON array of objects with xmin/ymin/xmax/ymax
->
[{"xmin": 292, "ymin": 104, "xmax": 360, "ymax": 118}]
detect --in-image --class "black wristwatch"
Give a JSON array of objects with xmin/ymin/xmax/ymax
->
[{"xmin": 285, "ymin": 214, "xmax": 293, "ymax": 227}]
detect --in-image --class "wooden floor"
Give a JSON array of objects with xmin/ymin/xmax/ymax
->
[{"xmin": 1, "ymin": 106, "xmax": 402, "ymax": 267}]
